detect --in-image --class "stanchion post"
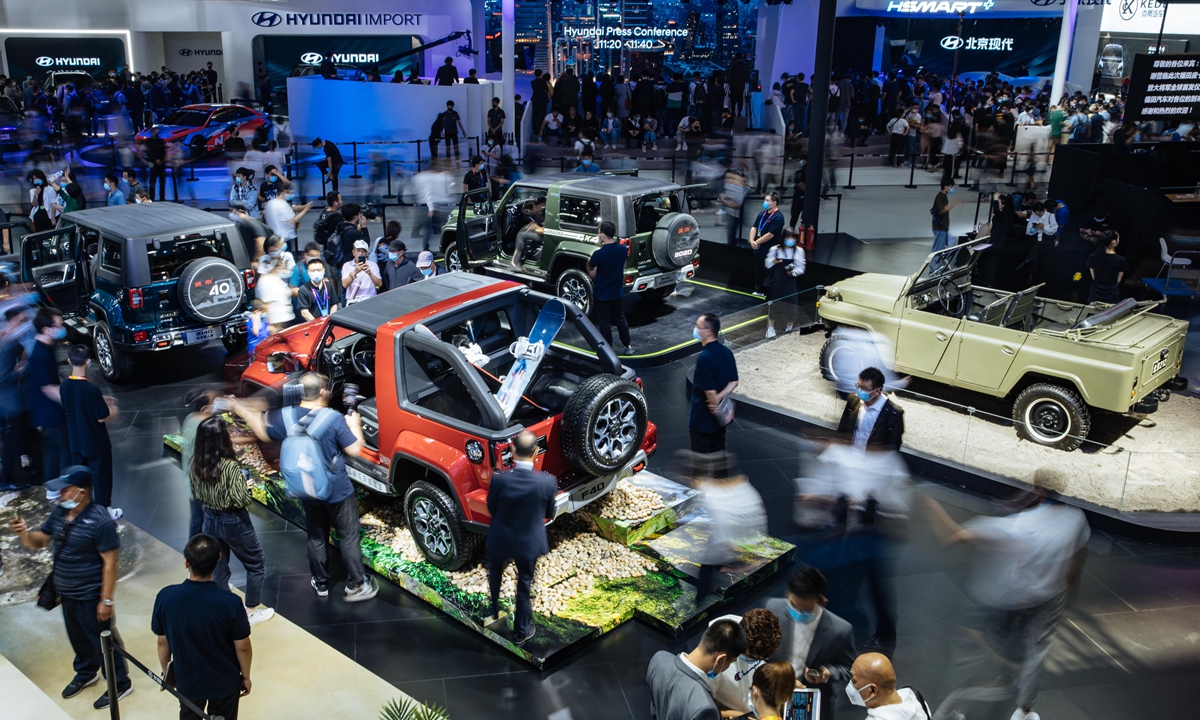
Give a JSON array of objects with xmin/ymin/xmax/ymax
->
[
  {"xmin": 416, "ymin": 141, "xmax": 423, "ymax": 172},
  {"xmin": 844, "ymin": 153, "xmax": 857, "ymax": 190},
  {"xmin": 962, "ymin": 151, "xmax": 974, "ymax": 190},
  {"xmin": 384, "ymin": 159, "xmax": 395, "ymax": 199},
  {"xmin": 835, "ymin": 194, "xmax": 842, "ymax": 233},
  {"xmin": 187, "ymin": 162, "xmax": 198, "ymax": 182},
  {"xmin": 904, "ymin": 160, "xmax": 918, "ymax": 189},
  {"xmin": 349, "ymin": 142, "xmax": 362, "ymax": 179},
  {"xmin": 974, "ymin": 189, "xmax": 983, "ymax": 226},
  {"xmin": 1005, "ymin": 153, "xmax": 1018, "ymax": 187},
  {"xmin": 100, "ymin": 631, "xmax": 120, "ymax": 720}
]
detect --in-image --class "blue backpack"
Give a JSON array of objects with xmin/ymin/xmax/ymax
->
[{"xmin": 279, "ymin": 407, "xmax": 341, "ymax": 502}]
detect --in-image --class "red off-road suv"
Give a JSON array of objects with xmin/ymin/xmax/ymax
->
[{"xmin": 241, "ymin": 274, "xmax": 658, "ymax": 570}]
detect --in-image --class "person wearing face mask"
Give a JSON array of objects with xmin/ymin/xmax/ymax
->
[
  {"xmin": 837, "ymin": 366, "xmax": 904, "ymax": 452},
  {"xmin": 599, "ymin": 111, "xmax": 621, "ymax": 149},
  {"xmin": 295, "ymin": 257, "xmax": 339, "ymax": 322},
  {"xmin": 229, "ymin": 167, "xmax": 259, "ymax": 219},
  {"xmin": 462, "ymin": 155, "xmax": 489, "ymax": 194},
  {"xmin": 487, "ymin": 96, "xmax": 506, "ymax": 146},
  {"xmin": 102, "ymin": 174, "xmax": 125, "ymax": 206},
  {"xmin": 931, "ymin": 179, "xmax": 961, "ymax": 254},
  {"xmin": 24, "ymin": 308, "xmax": 69, "ymax": 492},
  {"xmin": 341, "ymin": 239, "xmax": 382, "ymax": 304},
  {"xmin": 689, "ymin": 313, "xmax": 738, "ymax": 454},
  {"xmin": 257, "ymin": 234, "xmax": 295, "ymax": 277},
  {"xmin": 572, "ymin": 148, "xmax": 600, "ymax": 173},
  {"xmin": 28, "ymin": 169, "xmax": 55, "ymax": 232},
  {"xmin": 764, "ymin": 230, "xmax": 806, "ymax": 339},
  {"xmin": 748, "ymin": 192, "xmax": 785, "ymax": 296},
  {"xmin": 846, "ymin": 653, "xmax": 932, "ymax": 719},
  {"xmin": 381, "ymin": 239, "xmax": 422, "ymax": 291},
  {"xmin": 646, "ymin": 618, "xmax": 748, "ymax": 720},
  {"xmin": 263, "ymin": 183, "xmax": 313, "ymax": 254},
  {"xmin": 412, "ymin": 251, "xmax": 439, "ymax": 281},
  {"xmin": 10, "ymin": 466, "xmax": 132, "ymax": 709},
  {"xmin": 766, "ymin": 566, "xmax": 856, "ymax": 720},
  {"xmin": 708, "ymin": 610, "xmax": 783, "ymax": 716}
]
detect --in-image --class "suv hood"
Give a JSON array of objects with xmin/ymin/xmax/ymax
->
[{"xmin": 831, "ymin": 273, "xmax": 906, "ymax": 314}]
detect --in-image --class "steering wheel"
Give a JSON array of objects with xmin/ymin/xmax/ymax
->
[
  {"xmin": 350, "ymin": 336, "xmax": 376, "ymax": 378},
  {"xmin": 937, "ymin": 277, "xmax": 966, "ymax": 318}
]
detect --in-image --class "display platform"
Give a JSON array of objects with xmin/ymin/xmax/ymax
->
[
  {"xmin": 550, "ymin": 278, "xmax": 774, "ymax": 367},
  {"xmin": 719, "ymin": 330, "xmax": 1200, "ymax": 542},
  {"xmin": 163, "ymin": 435, "xmax": 794, "ymax": 668}
]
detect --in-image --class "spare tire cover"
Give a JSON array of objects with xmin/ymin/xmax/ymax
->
[
  {"xmin": 651, "ymin": 212, "xmax": 701, "ymax": 269},
  {"xmin": 178, "ymin": 257, "xmax": 245, "ymax": 323}
]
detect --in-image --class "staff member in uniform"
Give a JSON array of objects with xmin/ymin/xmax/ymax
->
[
  {"xmin": 748, "ymin": 192, "xmax": 784, "ymax": 295},
  {"xmin": 311, "ymin": 138, "xmax": 343, "ymax": 192},
  {"xmin": 10, "ymin": 466, "xmax": 132, "ymax": 709},
  {"xmin": 486, "ymin": 431, "xmax": 557, "ymax": 645},
  {"xmin": 586, "ymin": 221, "xmax": 633, "ymax": 356},
  {"xmin": 689, "ymin": 313, "xmax": 738, "ymax": 454}
]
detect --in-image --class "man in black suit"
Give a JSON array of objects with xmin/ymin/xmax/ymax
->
[
  {"xmin": 836, "ymin": 367, "xmax": 904, "ymax": 452},
  {"xmin": 766, "ymin": 566, "xmax": 857, "ymax": 720},
  {"xmin": 486, "ymin": 431, "xmax": 557, "ymax": 644}
]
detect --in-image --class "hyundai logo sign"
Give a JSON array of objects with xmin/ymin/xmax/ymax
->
[
  {"xmin": 300, "ymin": 53, "xmax": 324, "ymax": 65},
  {"xmin": 179, "ymin": 49, "xmax": 192, "ymax": 57},
  {"xmin": 252, "ymin": 11, "xmax": 282, "ymax": 27},
  {"xmin": 36, "ymin": 56, "xmax": 54, "ymax": 67},
  {"xmin": 940, "ymin": 36, "xmax": 965, "ymax": 50},
  {"xmin": 179, "ymin": 48, "xmax": 222, "ymax": 57}
]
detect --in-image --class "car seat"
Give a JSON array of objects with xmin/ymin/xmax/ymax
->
[
  {"xmin": 967, "ymin": 295, "xmax": 1012, "ymax": 326},
  {"xmin": 1001, "ymin": 283, "xmax": 1044, "ymax": 330},
  {"xmin": 357, "ymin": 397, "xmax": 380, "ymax": 450}
]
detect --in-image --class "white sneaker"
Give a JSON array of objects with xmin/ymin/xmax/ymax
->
[
  {"xmin": 766, "ymin": 326, "xmax": 777, "ymax": 339},
  {"xmin": 246, "ymin": 607, "xmax": 275, "ymax": 626},
  {"xmin": 108, "ymin": 507, "xmax": 123, "ymax": 521},
  {"xmin": 344, "ymin": 578, "xmax": 378, "ymax": 603},
  {"xmin": 785, "ymin": 324, "xmax": 793, "ymax": 333}
]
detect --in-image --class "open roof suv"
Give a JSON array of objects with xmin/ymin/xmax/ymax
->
[
  {"xmin": 442, "ymin": 173, "xmax": 701, "ymax": 315},
  {"xmin": 240, "ymin": 273, "xmax": 659, "ymax": 570},
  {"xmin": 818, "ymin": 240, "xmax": 1189, "ymax": 451},
  {"xmin": 21, "ymin": 204, "xmax": 255, "ymax": 381}
]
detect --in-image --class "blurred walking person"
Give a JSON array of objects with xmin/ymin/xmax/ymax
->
[{"xmin": 924, "ymin": 468, "xmax": 1089, "ymax": 720}]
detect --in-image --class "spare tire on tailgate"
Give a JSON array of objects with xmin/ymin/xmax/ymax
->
[
  {"xmin": 178, "ymin": 257, "xmax": 245, "ymax": 324},
  {"xmin": 561, "ymin": 374, "xmax": 648, "ymax": 476},
  {"xmin": 651, "ymin": 212, "xmax": 701, "ymax": 269}
]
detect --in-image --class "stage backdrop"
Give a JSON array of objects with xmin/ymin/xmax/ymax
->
[
  {"xmin": 4, "ymin": 36, "xmax": 127, "ymax": 83},
  {"xmin": 878, "ymin": 17, "xmax": 1062, "ymax": 77},
  {"xmin": 254, "ymin": 34, "xmax": 423, "ymax": 96}
]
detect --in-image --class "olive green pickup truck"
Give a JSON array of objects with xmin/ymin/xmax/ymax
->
[{"xmin": 817, "ymin": 240, "xmax": 1189, "ymax": 450}]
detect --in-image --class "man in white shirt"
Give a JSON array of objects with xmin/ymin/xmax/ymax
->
[
  {"xmin": 766, "ymin": 566, "xmax": 857, "ymax": 720},
  {"xmin": 1025, "ymin": 201, "xmax": 1058, "ymax": 242},
  {"xmin": 340, "ymin": 239, "xmax": 382, "ymax": 304},
  {"xmin": 263, "ymin": 186, "xmax": 313, "ymax": 253},
  {"xmin": 846, "ymin": 653, "xmax": 932, "ymax": 719},
  {"xmin": 837, "ymin": 367, "xmax": 905, "ymax": 452},
  {"xmin": 925, "ymin": 468, "xmax": 1090, "ymax": 720}
]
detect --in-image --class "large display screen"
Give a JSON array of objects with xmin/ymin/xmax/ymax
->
[
  {"xmin": 1124, "ymin": 52, "xmax": 1200, "ymax": 125},
  {"xmin": 878, "ymin": 18, "xmax": 1062, "ymax": 77},
  {"xmin": 253, "ymin": 34, "xmax": 421, "ymax": 95},
  {"xmin": 4, "ymin": 36, "xmax": 127, "ymax": 83}
]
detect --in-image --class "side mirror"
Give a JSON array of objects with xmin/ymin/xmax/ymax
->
[{"xmin": 266, "ymin": 351, "xmax": 297, "ymax": 374}]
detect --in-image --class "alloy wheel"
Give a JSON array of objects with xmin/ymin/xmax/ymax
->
[
  {"xmin": 412, "ymin": 497, "xmax": 454, "ymax": 557},
  {"xmin": 592, "ymin": 396, "xmax": 638, "ymax": 462}
]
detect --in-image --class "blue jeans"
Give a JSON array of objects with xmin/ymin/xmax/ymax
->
[
  {"xmin": 795, "ymin": 103, "xmax": 808, "ymax": 135},
  {"xmin": 932, "ymin": 230, "xmax": 952, "ymax": 252},
  {"xmin": 642, "ymin": 130, "xmax": 657, "ymax": 146},
  {"xmin": 599, "ymin": 130, "xmax": 619, "ymax": 146},
  {"xmin": 204, "ymin": 507, "xmax": 266, "ymax": 608}
]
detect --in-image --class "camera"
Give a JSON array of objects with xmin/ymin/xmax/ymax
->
[
  {"xmin": 361, "ymin": 203, "xmax": 379, "ymax": 221},
  {"xmin": 343, "ymin": 383, "xmax": 366, "ymax": 414}
]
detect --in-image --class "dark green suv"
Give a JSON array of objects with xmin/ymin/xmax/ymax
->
[
  {"xmin": 442, "ymin": 173, "xmax": 701, "ymax": 314},
  {"xmin": 21, "ymin": 204, "xmax": 255, "ymax": 381}
]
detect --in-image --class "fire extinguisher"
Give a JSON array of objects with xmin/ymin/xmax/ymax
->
[{"xmin": 802, "ymin": 225, "xmax": 816, "ymax": 254}]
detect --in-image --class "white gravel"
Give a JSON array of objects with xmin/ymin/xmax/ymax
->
[{"xmin": 733, "ymin": 331, "xmax": 1200, "ymax": 513}]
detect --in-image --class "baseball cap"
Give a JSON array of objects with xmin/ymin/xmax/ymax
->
[
  {"xmin": 416, "ymin": 251, "xmax": 434, "ymax": 268},
  {"xmin": 353, "ymin": 239, "xmax": 370, "ymax": 251},
  {"xmin": 45, "ymin": 465, "xmax": 93, "ymax": 491}
]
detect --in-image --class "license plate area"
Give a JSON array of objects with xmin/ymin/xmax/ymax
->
[
  {"xmin": 568, "ymin": 474, "xmax": 618, "ymax": 506},
  {"xmin": 183, "ymin": 326, "xmax": 222, "ymax": 345}
]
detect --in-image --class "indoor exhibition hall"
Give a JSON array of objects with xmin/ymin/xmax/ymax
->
[{"xmin": 1, "ymin": 1, "xmax": 1199, "ymax": 719}]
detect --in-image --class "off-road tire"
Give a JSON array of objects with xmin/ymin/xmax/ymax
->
[
  {"xmin": 1012, "ymin": 383, "xmax": 1090, "ymax": 451},
  {"xmin": 94, "ymin": 321, "xmax": 133, "ymax": 383},
  {"xmin": 561, "ymin": 374, "xmax": 648, "ymax": 476},
  {"xmin": 190, "ymin": 135, "xmax": 207, "ymax": 159},
  {"xmin": 443, "ymin": 240, "xmax": 467, "ymax": 273},
  {"xmin": 650, "ymin": 212, "xmax": 701, "ymax": 269},
  {"xmin": 556, "ymin": 267, "xmax": 595, "ymax": 315},
  {"xmin": 177, "ymin": 257, "xmax": 244, "ymax": 324},
  {"xmin": 403, "ymin": 480, "xmax": 481, "ymax": 571},
  {"xmin": 818, "ymin": 337, "xmax": 867, "ymax": 385}
]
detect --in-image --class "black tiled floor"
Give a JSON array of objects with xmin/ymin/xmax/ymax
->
[{"xmin": 85, "ymin": 337, "xmax": 1200, "ymax": 720}]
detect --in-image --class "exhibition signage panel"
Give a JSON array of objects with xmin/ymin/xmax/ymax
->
[
  {"xmin": 1100, "ymin": 0, "xmax": 1200, "ymax": 34},
  {"xmin": 1125, "ymin": 52, "xmax": 1200, "ymax": 122},
  {"xmin": 877, "ymin": 17, "xmax": 1062, "ymax": 75},
  {"xmin": 254, "ymin": 34, "xmax": 421, "ymax": 93},
  {"xmin": 855, "ymin": 0, "xmax": 1109, "ymax": 16},
  {"xmin": 4, "ymin": 37, "xmax": 126, "ymax": 82}
]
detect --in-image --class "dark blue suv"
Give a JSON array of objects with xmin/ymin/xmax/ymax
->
[{"xmin": 21, "ymin": 204, "xmax": 256, "ymax": 381}]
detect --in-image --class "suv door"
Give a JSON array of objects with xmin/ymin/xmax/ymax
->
[
  {"xmin": 21, "ymin": 225, "xmax": 82, "ymax": 316},
  {"xmin": 456, "ymin": 187, "xmax": 500, "ymax": 265}
]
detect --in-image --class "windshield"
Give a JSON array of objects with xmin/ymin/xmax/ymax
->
[
  {"xmin": 160, "ymin": 110, "xmax": 211, "ymax": 127},
  {"xmin": 910, "ymin": 242, "xmax": 979, "ymax": 291}
]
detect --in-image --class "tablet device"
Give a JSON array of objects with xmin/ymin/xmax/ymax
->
[{"xmin": 787, "ymin": 688, "xmax": 821, "ymax": 720}]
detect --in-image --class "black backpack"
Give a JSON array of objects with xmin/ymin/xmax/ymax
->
[
  {"xmin": 324, "ymin": 221, "xmax": 354, "ymax": 268},
  {"xmin": 692, "ymin": 82, "xmax": 708, "ymax": 106},
  {"xmin": 313, "ymin": 209, "xmax": 338, "ymax": 246}
]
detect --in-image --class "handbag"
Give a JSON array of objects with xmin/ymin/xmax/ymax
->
[
  {"xmin": 713, "ymin": 394, "xmax": 735, "ymax": 427},
  {"xmin": 37, "ymin": 520, "xmax": 75, "ymax": 611}
]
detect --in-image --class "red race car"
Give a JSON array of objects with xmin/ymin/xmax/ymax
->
[
  {"xmin": 241, "ymin": 274, "xmax": 658, "ymax": 570},
  {"xmin": 135, "ymin": 103, "xmax": 271, "ymax": 159}
]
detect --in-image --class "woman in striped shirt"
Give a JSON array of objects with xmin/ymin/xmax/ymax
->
[{"xmin": 191, "ymin": 416, "xmax": 275, "ymax": 626}]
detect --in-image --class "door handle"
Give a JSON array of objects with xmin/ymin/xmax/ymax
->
[
  {"xmin": 935, "ymin": 332, "xmax": 948, "ymax": 342},
  {"xmin": 1001, "ymin": 346, "xmax": 1015, "ymax": 355}
]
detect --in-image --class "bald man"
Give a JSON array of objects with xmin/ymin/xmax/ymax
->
[{"xmin": 845, "ymin": 653, "xmax": 931, "ymax": 719}]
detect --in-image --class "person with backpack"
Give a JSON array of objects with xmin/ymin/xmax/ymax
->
[
  {"xmin": 312, "ymin": 191, "xmax": 342, "ymax": 249},
  {"xmin": 234, "ymin": 373, "xmax": 377, "ymax": 602},
  {"xmin": 189, "ymin": 416, "xmax": 275, "ymax": 626},
  {"xmin": 326, "ymin": 202, "xmax": 367, "ymax": 271}
]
